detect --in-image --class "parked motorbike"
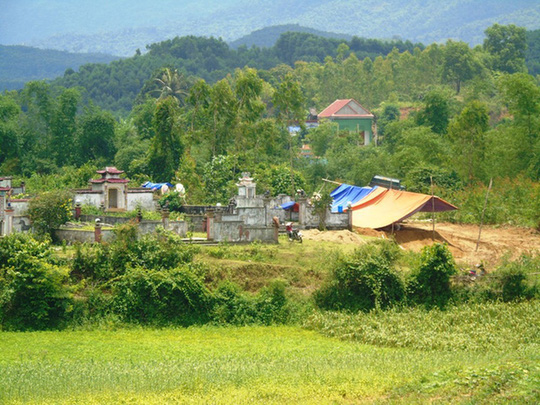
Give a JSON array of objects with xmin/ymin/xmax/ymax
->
[{"xmin": 286, "ymin": 222, "xmax": 303, "ymax": 243}]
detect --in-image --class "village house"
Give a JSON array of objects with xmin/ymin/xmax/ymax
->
[{"xmin": 318, "ymin": 99, "xmax": 375, "ymax": 145}]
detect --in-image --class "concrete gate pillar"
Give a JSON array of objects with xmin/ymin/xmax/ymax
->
[{"xmin": 297, "ymin": 197, "xmax": 308, "ymax": 227}]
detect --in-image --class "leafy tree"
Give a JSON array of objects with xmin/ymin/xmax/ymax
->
[
  {"xmin": 448, "ymin": 100, "xmax": 489, "ymax": 182},
  {"xmin": 27, "ymin": 190, "xmax": 73, "ymax": 239},
  {"xmin": 186, "ymin": 78, "xmax": 211, "ymax": 132},
  {"xmin": 416, "ymin": 88, "xmax": 452, "ymax": 134},
  {"xmin": 147, "ymin": 97, "xmax": 183, "ymax": 182},
  {"xmin": 484, "ymin": 24, "xmax": 527, "ymax": 74},
  {"xmin": 498, "ymin": 73, "xmax": 540, "ymax": 179},
  {"xmin": 254, "ymin": 164, "xmax": 306, "ymax": 196},
  {"xmin": 498, "ymin": 73, "xmax": 540, "ymax": 140},
  {"xmin": 442, "ymin": 40, "xmax": 480, "ymax": 94},
  {"xmin": 202, "ymin": 154, "xmax": 239, "ymax": 204},
  {"xmin": 392, "ymin": 126, "xmax": 451, "ymax": 179},
  {"xmin": 132, "ymin": 98, "xmax": 157, "ymax": 140},
  {"xmin": 273, "ymin": 73, "xmax": 306, "ymax": 195},
  {"xmin": 207, "ymin": 79, "xmax": 238, "ymax": 156},
  {"xmin": 307, "ymin": 121, "xmax": 337, "ymax": 157},
  {"xmin": 376, "ymin": 103, "xmax": 400, "ymax": 137},
  {"xmin": 77, "ymin": 108, "xmax": 117, "ymax": 162},
  {"xmin": 50, "ymin": 88, "xmax": 81, "ymax": 166},
  {"xmin": 234, "ymin": 67, "xmax": 265, "ymax": 123},
  {"xmin": 0, "ymin": 94, "xmax": 20, "ymax": 168}
]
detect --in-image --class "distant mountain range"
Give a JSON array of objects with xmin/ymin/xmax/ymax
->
[
  {"xmin": 1, "ymin": 0, "xmax": 539, "ymax": 57},
  {"xmin": 230, "ymin": 25, "xmax": 352, "ymax": 49},
  {"xmin": 0, "ymin": 46, "xmax": 120, "ymax": 91}
]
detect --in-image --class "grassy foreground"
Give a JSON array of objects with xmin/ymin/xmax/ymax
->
[{"xmin": 1, "ymin": 304, "xmax": 539, "ymax": 405}]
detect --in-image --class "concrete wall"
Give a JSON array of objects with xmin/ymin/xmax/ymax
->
[
  {"xmin": 212, "ymin": 220, "xmax": 277, "ymax": 243},
  {"xmin": 127, "ymin": 192, "xmax": 155, "ymax": 211},
  {"xmin": 54, "ymin": 228, "xmax": 115, "ymax": 244},
  {"xmin": 78, "ymin": 214, "xmax": 187, "ymax": 237},
  {"xmin": 10, "ymin": 199, "xmax": 29, "ymax": 216},
  {"xmin": 79, "ymin": 214, "xmax": 132, "ymax": 226},
  {"xmin": 12, "ymin": 216, "xmax": 31, "ymax": 233},
  {"xmin": 185, "ymin": 214, "xmax": 206, "ymax": 232},
  {"xmin": 75, "ymin": 192, "xmax": 102, "ymax": 207},
  {"xmin": 300, "ymin": 206, "xmax": 348, "ymax": 229},
  {"xmin": 137, "ymin": 220, "xmax": 187, "ymax": 236}
]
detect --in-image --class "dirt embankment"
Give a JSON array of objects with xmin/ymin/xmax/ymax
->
[{"xmin": 302, "ymin": 222, "xmax": 540, "ymax": 268}]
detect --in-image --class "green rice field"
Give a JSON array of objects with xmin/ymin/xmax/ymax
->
[{"xmin": 1, "ymin": 302, "xmax": 539, "ymax": 404}]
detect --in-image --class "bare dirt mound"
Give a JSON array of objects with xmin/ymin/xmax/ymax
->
[
  {"xmin": 302, "ymin": 229, "xmax": 368, "ymax": 244},
  {"xmin": 407, "ymin": 222, "xmax": 540, "ymax": 266},
  {"xmin": 311, "ymin": 223, "xmax": 539, "ymax": 268}
]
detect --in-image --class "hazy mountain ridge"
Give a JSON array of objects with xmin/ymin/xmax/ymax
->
[
  {"xmin": 230, "ymin": 25, "xmax": 352, "ymax": 49},
  {"xmin": 0, "ymin": 45, "xmax": 120, "ymax": 91},
  {"xmin": 1, "ymin": 0, "xmax": 539, "ymax": 57}
]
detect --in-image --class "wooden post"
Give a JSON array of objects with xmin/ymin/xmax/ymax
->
[{"xmin": 475, "ymin": 178, "xmax": 493, "ymax": 252}]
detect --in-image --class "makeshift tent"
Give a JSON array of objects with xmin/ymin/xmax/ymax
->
[
  {"xmin": 280, "ymin": 201, "xmax": 299, "ymax": 212},
  {"xmin": 142, "ymin": 181, "xmax": 173, "ymax": 191},
  {"xmin": 350, "ymin": 188, "xmax": 457, "ymax": 229},
  {"xmin": 330, "ymin": 183, "xmax": 376, "ymax": 213}
]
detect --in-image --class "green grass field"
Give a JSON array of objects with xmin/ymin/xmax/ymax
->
[{"xmin": 1, "ymin": 302, "xmax": 538, "ymax": 404}]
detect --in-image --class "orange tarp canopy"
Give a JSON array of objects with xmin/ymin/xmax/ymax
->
[{"xmin": 351, "ymin": 188, "xmax": 457, "ymax": 229}]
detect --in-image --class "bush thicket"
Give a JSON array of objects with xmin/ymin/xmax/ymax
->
[
  {"xmin": 0, "ymin": 234, "xmax": 73, "ymax": 330},
  {"xmin": 407, "ymin": 243, "xmax": 457, "ymax": 308},
  {"xmin": 314, "ymin": 240, "xmax": 405, "ymax": 312}
]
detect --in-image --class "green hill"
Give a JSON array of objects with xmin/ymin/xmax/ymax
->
[
  {"xmin": 0, "ymin": 45, "xmax": 120, "ymax": 91},
  {"xmin": 229, "ymin": 24, "xmax": 352, "ymax": 49}
]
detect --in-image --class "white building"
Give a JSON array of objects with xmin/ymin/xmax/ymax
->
[{"xmin": 73, "ymin": 167, "xmax": 155, "ymax": 212}]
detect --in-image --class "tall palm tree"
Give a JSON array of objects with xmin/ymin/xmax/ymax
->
[{"xmin": 152, "ymin": 67, "xmax": 189, "ymax": 106}]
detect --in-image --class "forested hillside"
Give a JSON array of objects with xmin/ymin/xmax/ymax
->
[
  {"xmin": 1, "ymin": 23, "xmax": 538, "ymax": 231},
  {"xmin": 229, "ymin": 24, "xmax": 352, "ymax": 49},
  {"xmin": 526, "ymin": 29, "xmax": 540, "ymax": 75},
  {"xmin": 2, "ymin": 0, "xmax": 539, "ymax": 56},
  {"xmin": 48, "ymin": 34, "xmax": 423, "ymax": 114},
  {"xmin": 0, "ymin": 46, "xmax": 120, "ymax": 91}
]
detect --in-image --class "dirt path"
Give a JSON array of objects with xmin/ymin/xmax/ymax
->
[{"xmin": 302, "ymin": 222, "xmax": 540, "ymax": 267}]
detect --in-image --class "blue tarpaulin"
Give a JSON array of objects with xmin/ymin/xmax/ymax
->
[
  {"xmin": 281, "ymin": 201, "xmax": 295, "ymax": 210},
  {"xmin": 330, "ymin": 183, "xmax": 376, "ymax": 213},
  {"xmin": 142, "ymin": 181, "xmax": 174, "ymax": 191},
  {"xmin": 281, "ymin": 201, "xmax": 298, "ymax": 211}
]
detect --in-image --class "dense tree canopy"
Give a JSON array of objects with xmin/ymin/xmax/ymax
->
[{"xmin": 0, "ymin": 23, "xmax": 538, "ymax": 212}]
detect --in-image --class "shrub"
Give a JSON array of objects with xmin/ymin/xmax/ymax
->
[
  {"xmin": 27, "ymin": 190, "xmax": 73, "ymax": 238},
  {"xmin": 407, "ymin": 243, "xmax": 457, "ymax": 308},
  {"xmin": 211, "ymin": 280, "xmax": 259, "ymax": 325},
  {"xmin": 495, "ymin": 255, "xmax": 538, "ymax": 302},
  {"xmin": 71, "ymin": 242, "xmax": 110, "ymax": 280},
  {"xmin": 314, "ymin": 240, "xmax": 405, "ymax": 312},
  {"xmin": 0, "ymin": 232, "xmax": 52, "ymax": 265},
  {"xmin": 112, "ymin": 264, "xmax": 211, "ymax": 326},
  {"xmin": 0, "ymin": 233, "xmax": 73, "ymax": 330},
  {"xmin": 212, "ymin": 279, "xmax": 292, "ymax": 325},
  {"xmin": 158, "ymin": 191, "xmax": 184, "ymax": 212},
  {"xmin": 255, "ymin": 280, "xmax": 290, "ymax": 325},
  {"xmin": 70, "ymin": 226, "xmax": 198, "ymax": 280},
  {"xmin": 0, "ymin": 258, "xmax": 72, "ymax": 330}
]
